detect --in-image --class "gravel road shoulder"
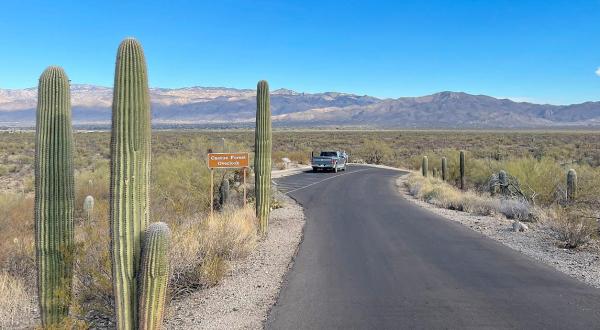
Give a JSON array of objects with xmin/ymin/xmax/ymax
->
[
  {"xmin": 165, "ymin": 191, "xmax": 305, "ymax": 329},
  {"xmin": 396, "ymin": 175, "xmax": 600, "ymax": 288}
]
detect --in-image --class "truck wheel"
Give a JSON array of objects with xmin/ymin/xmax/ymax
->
[{"xmin": 312, "ymin": 167, "xmax": 318, "ymax": 172}]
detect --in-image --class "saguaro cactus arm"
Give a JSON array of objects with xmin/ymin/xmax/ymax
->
[
  {"xmin": 109, "ymin": 38, "xmax": 152, "ymax": 330},
  {"xmin": 139, "ymin": 222, "xmax": 171, "ymax": 330},
  {"xmin": 459, "ymin": 150, "xmax": 466, "ymax": 190},
  {"xmin": 34, "ymin": 66, "xmax": 75, "ymax": 326},
  {"xmin": 567, "ymin": 169, "xmax": 577, "ymax": 201},
  {"xmin": 441, "ymin": 157, "xmax": 448, "ymax": 181},
  {"xmin": 255, "ymin": 80, "xmax": 272, "ymax": 236}
]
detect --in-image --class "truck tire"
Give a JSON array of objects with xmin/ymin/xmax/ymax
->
[{"xmin": 312, "ymin": 167, "xmax": 318, "ymax": 172}]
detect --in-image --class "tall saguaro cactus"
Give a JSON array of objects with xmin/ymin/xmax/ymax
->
[
  {"xmin": 34, "ymin": 66, "xmax": 75, "ymax": 326},
  {"xmin": 255, "ymin": 80, "xmax": 272, "ymax": 236},
  {"xmin": 567, "ymin": 168, "xmax": 577, "ymax": 201},
  {"xmin": 109, "ymin": 38, "xmax": 152, "ymax": 330},
  {"xmin": 139, "ymin": 223, "xmax": 171, "ymax": 330},
  {"xmin": 421, "ymin": 156, "xmax": 428, "ymax": 177},
  {"xmin": 441, "ymin": 157, "xmax": 448, "ymax": 181},
  {"xmin": 459, "ymin": 150, "xmax": 466, "ymax": 190}
]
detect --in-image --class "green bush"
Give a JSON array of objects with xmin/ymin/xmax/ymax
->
[{"xmin": 152, "ymin": 155, "xmax": 212, "ymax": 221}]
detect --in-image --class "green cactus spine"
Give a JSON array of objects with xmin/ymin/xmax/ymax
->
[
  {"xmin": 567, "ymin": 169, "xmax": 577, "ymax": 201},
  {"xmin": 459, "ymin": 150, "xmax": 466, "ymax": 190},
  {"xmin": 34, "ymin": 66, "xmax": 75, "ymax": 326},
  {"xmin": 139, "ymin": 222, "xmax": 171, "ymax": 330},
  {"xmin": 84, "ymin": 195, "xmax": 94, "ymax": 221},
  {"xmin": 255, "ymin": 80, "xmax": 272, "ymax": 236},
  {"xmin": 219, "ymin": 177, "xmax": 230, "ymax": 209},
  {"xmin": 421, "ymin": 156, "xmax": 428, "ymax": 177},
  {"xmin": 499, "ymin": 170, "xmax": 509, "ymax": 195},
  {"xmin": 441, "ymin": 157, "xmax": 448, "ymax": 181},
  {"xmin": 109, "ymin": 38, "xmax": 152, "ymax": 330}
]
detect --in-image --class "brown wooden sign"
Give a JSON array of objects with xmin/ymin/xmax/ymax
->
[{"xmin": 208, "ymin": 152, "xmax": 249, "ymax": 169}]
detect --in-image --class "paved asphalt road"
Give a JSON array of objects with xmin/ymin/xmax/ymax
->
[{"xmin": 266, "ymin": 165, "xmax": 600, "ymax": 329}]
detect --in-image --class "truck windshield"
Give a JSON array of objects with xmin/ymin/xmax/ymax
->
[{"xmin": 320, "ymin": 152, "xmax": 337, "ymax": 157}]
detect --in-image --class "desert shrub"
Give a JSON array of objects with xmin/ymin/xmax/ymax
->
[
  {"xmin": 0, "ymin": 164, "xmax": 9, "ymax": 177},
  {"xmin": 0, "ymin": 193, "xmax": 35, "ymax": 287},
  {"xmin": 550, "ymin": 207, "xmax": 597, "ymax": 248},
  {"xmin": 169, "ymin": 206, "xmax": 257, "ymax": 299},
  {"xmin": 498, "ymin": 198, "xmax": 533, "ymax": 221},
  {"xmin": 199, "ymin": 206, "xmax": 257, "ymax": 260},
  {"xmin": 152, "ymin": 155, "xmax": 212, "ymax": 222},
  {"xmin": 405, "ymin": 173, "xmax": 541, "ymax": 221},
  {"xmin": 72, "ymin": 200, "xmax": 113, "ymax": 326},
  {"xmin": 461, "ymin": 192, "xmax": 500, "ymax": 216},
  {"xmin": 273, "ymin": 149, "xmax": 311, "ymax": 166},
  {"xmin": 0, "ymin": 272, "xmax": 36, "ymax": 329},
  {"xmin": 358, "ymin": 139, "xmax": 394, "ymax": 164}
]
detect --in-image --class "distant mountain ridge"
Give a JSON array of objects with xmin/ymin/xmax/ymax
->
[{"xmin": 1, "ymin": 85, "xmax": 599, "ymax": 128}]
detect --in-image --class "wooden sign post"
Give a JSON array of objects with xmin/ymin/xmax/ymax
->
[{"xmin": 207, "ymin": 152, "xmax": 250, "ymax": 218}]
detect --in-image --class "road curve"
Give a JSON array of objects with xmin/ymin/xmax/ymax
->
[{"xmin": 266, "ymin": 165, "xmax": 600, "ymax": 329}]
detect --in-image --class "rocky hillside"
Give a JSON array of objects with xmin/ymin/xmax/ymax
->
[{"xmin": 1, "ymin": 85, "xmax": 599, "ymax": 128}]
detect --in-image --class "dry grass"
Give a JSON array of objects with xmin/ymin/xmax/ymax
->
[
  {"xmin": 549, "ymin": 207, "xmax": 597, "ymax": 249},
  {"xmin": 0, "ymin": 193, "xmax": 36, "ymax": 287},
  {"xmin": 406, "ymin": 173, "xmax": 599, "ymax": 249},
  {"xmin": 169, "ymin": 205, "xmax": 257, "ymax": 298},
  {"xmin": 406, "ymin": 173, "xmax": 538, "ymax": 221},
  {"xmin": 0, "ymin": 272, "xmax": 36, "ymax": 328}
]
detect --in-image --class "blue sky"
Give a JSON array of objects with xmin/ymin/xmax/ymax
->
[{"xmin": 1, "ymin": 0, "xmax": 599, "ymax": 104}]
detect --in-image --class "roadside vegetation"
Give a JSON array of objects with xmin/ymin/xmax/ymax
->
[
  {"xmin": 0, "ymin": 134, "xmax": 258, "ymax": 328},
  {"xmin": 404, "ymin": 152, "xmax": 599, "ymax": 250},
  {"xmin": 1, "ymin": 129, "xmax": 600, "ymax": 327}
]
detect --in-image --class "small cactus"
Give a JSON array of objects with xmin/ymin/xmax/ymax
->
[
  {"xmin": 34, "ymin": 66, "xmax": 75, "ymax": 326},
  {"xmin": 441, "ymin": 157, "xmax": 448, "ymax": 181},
  {"xmin": 254, "ymin": 80, "xmax": 272, "ymax": 236},
  {"xmin": 83, "ymin": 195, "xmax": 94, "ymax": 221},
  {"xmin": 422, "ymin": 156, "xmax": 428, "ymax": 177},
  {"xmin": 432, "ymin": 168, "xmax": 438, "ymax": 178},
  {"xmin": 138, "ymin": 222, "xmax": 171, "ymax": 330},
  {"xmin": 219, "ymin": 177, "xmax": 230, "ymax": 208},
  {"xmin": 459, "ymin": 150, "xmax": 466, "ymax": 190},
  {"xmin": 567, "ymin": 169, "xmax": 577, "ymax": 201},
  {"xmin": 109, "ymin": 38, "xmax": 152, "ymax": 329},
  {"xmin": 499, "ymin": 170, "xmax": 509, "ymax": 195}
]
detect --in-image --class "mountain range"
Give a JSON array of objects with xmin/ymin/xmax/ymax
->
[{"xmin": 1, "ymin": 84, "xmax": 600, "ymax": 128}]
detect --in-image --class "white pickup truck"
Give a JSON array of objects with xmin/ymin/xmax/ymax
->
[{"xmin": 311, "ymin": 151, "xmax": 348, "ymax": 173}]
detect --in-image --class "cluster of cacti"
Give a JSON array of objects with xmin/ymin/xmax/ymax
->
[
  {"xmin": 459, "ymin": 150, "xmax": 466, "ymax": 190},
  {"xmin": 567, "ymin": 168, "xmax": 577, "ymax": 201},
  {"xmin": 138, "ymin": 222, "xmax": 171, "ymax": 330},
  {"xmin": 107, "ymin": 38, "xmax": 172, "ymax": 330},
  {"xmin": 254, "ymin": 80, "xmax": 272, "ymax": 236},
  {"xmin": 34, "ymin": 66, "xmax": 75, "ymax": 326},
  {"xmin": 421, "ymin": 156, "xmax": 428, "ymax": 177},
  {"xmin": 219, "ymin": 176, "xmax": 230, "ymax": 208},
  {"xmin": 84, "ymin": 195, "xmax": 94, "ymax": 221},
  {"xmin": 441, "ymin": 157, "xmax": 448, "ymax": 181}
]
